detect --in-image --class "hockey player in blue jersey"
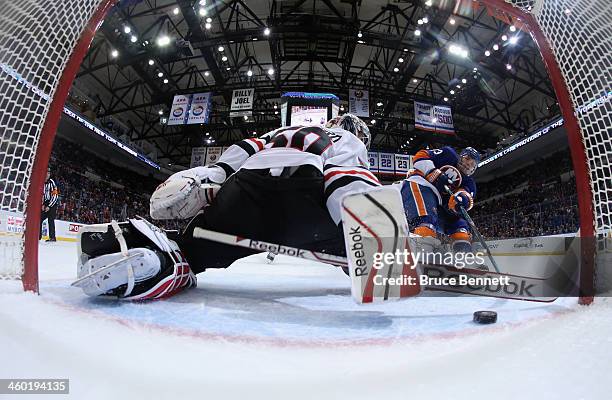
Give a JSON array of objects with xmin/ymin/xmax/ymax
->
[{"xmin": 398, "ymin": 146, "xmax": 480, "ymax": 252}]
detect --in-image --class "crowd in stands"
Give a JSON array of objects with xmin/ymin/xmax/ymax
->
[
  {"xmin": 473, "ymin": 150, "xmax": 579, "ymax": 239},
  {"xmin": 47, "ymin": 137, "xmax": 179, "ymax": 228}
]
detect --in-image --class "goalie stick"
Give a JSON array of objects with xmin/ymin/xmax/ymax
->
[{"xmin": 192, "ymin": 227, "xmax": 571, "ymax": 303}]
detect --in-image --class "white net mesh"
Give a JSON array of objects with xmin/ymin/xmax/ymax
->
[
  {"xmin": 509, "ymin": 0, "xmax": 612, "ymax": 292},
  {"xmin": 0, "ymin": 0, "xmax": 105, "ymax": 281}
]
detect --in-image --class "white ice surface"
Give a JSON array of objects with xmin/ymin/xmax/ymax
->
[{"xmin": 0, "ymin": 241, "xmax": 611, "ymax": 400}]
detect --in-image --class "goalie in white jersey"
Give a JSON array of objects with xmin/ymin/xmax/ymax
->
[{"xmin": 75, "ymin": 114, "xmax": 379, "ymax": 300}]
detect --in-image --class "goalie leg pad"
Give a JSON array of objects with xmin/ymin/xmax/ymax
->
[
  {"xmin": 76, "ymin": 219, "xmax": 196, "ymax": 299},
  {"xmin": 75, "ymin": 248, "xmax": 161, "ymax": 297}
]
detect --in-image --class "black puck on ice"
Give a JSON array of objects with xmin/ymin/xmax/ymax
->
[{"xmin": 473, "ymin": 311, "xmax": 497, "ymax": 324}]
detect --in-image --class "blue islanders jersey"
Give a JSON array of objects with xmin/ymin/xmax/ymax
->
[{"xmin": 407, "ymin": 146, "xmax": 477, "ymax": 202}]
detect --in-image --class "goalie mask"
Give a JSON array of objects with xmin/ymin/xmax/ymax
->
[
  {"xmin": 458, "ymin": 147, "xmax": 481, "ymax": 176},
  {"xmin": 325, "ymin": 113, "xmax": 371, "ymax": 150}
]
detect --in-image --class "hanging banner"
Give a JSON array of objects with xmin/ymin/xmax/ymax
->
[
  {"xmin": 167, "ymin": 94, "xmax": 191, "ymax": 125},
  {"xmin": 187, "ymin": 92, "xmax": 212, "ymax": 124},
  {"xmin": 378, "ymin": 153, "xmax": 395, "ymax": 175},
  {"xmin": 368, "ymin": 152, "xmax": 379, "ymax": 173},
  {"xmin": 349, "ymin": 89, "xmax": 369, "ymax": 117},
  {"xmin": 190, "ymin": 147, "xmax": 207, "ymax": 168},
  {"xmin": 230, "ymin": 88, "xmax": 254, "ymax": 117},
  {"xmin": 394, "ymin": 154, "xmax": 413, "ymax": 176},
  {"xmin": 205, "ymin": 146, "xmax": 223, "ymax": 165},
  {"xmin": 414, "ymin": 101, "xmax": 455, "ymax": 135}
]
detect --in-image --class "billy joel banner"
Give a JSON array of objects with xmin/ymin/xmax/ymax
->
[
  {"xmin": 168, "ymin": 92, "xmax": 212, "ymax": 125},
  {"xmin": 349, "ymin": 89, "xmax": 369, "ymax": 117},
  {"xmin": 230, "ymin": 88, "xmax": 254, "ymax": 117},
  {"xmin": 414, "ymin": 101, "xmax": 455, "ymax": 135}
]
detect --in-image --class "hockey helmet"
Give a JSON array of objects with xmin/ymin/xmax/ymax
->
[
  {"xmin": 325, "ymin": 113, "xmax": 371, "ymax": 149},
  {"xmin": 458, "ymin": 147, "xmax": 481, "ymax": 176}
]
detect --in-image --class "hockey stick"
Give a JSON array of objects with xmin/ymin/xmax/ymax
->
[
  {"xmin": 192, "ymin": 227, "xmax": 564, "ymax": 302},
  {"xmin": 192, "ymin": 228, "xmax": 348, "ymax": 267},
  {"xmin": 445, "ymin": 186, "xmax": 501, "ymax": 273}
]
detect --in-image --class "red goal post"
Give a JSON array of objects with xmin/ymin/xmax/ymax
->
[{"xmin": 0, "ymin": 0, "xmax": 610, "ymax": 303}]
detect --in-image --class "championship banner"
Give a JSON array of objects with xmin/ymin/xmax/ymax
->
[
  {"xmin": 414, "ymin": 101, "xmax": 455, "ymax": 135},
  {"xmin": 230, "ymin": 88, "xmax": 254, "ymax": 117},
  {"xmin": 190, "ymin": 147, "xmax": 207, "ymax": 168},
  {"xmin": 205, "ymin": 146, "xmax": 223, "ymax": 165},
  {"xmin": 368, "ymin": 151, "xmax": 379, "ymax": 173},
  {"xmin": 378, "ymin": 153, "xmax": 395, "ymax": 175},
  {"xmin": 349, "ymin": 89, "xmax": 369, "ymax": 117},
  {"xmin": 394, "ymin": 154, "xmax": 413, "ymax": 176},
  {"xmin": 167, "ymin": 94, "xmax": 191, "ymax": 126},
  {"xmin": 187, "ymin": 92, "xmax": 212, "ymax": 124}
]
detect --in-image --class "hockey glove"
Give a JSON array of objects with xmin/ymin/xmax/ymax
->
[
  {"xmin": 448, "ymin": 190, "xmax": 474, "ymax": 214},
  {"xmin": 150, "ymin": 166, "xmax": 226, "ymax": 220},
  {"xmin": 426, "ymin": 168, "xmax": 452, "ymax": 194}
]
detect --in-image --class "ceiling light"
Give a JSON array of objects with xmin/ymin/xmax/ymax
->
[
  {"xmin": 243, "ymin": 115, "xmax": 248, "ymax": 121},
  {"xmin": 399, "ymin": 57, "xmax": 404, "ymax": 63},
  {"xmin": 493, "ymin": 44, "xmax": 499, "ymax": 51},
  {"xmin": 172, "ymin": 7, "xmax": 179, "ymax": 15},
  {"xmin": 357, "ymin": 40, "xmax": 364, "ymax": 44},
  {"xmin": 218, "ymin": 46, "xmax": 224, "ymax": 52},
  {"xmin": 370, "ymin": 119, "xmax": 376, "ymax": 124},
  {"xmin": 413, "ymin": 78, "xmax": 418, "ymax": 83},
  {"xmin": 461, "ymin": 78, "xmax": 467, "ymax": 84},
  {"xmin": 268, "ymin": 68, "xmax": 274, "ymax": 75},
  {"xmin": 422, "ymin": 16, "xmax": 429, "ymax": 24},
  {"xmin": 226, "ymin": 67, "xmax": 230, "ymax": 70},
  {"xmin": 509, "ymin": 25, "xmax": 516, "ymax": 32},
  {"xmin": 205, "ymin": 22, "xmax": 212, "ymax": 29},
  {"xmin": 264, "ymin": 27, "xmax": 270, "ymax": 36},
  {"xmin": 163, "ymin": 78, "xmax": 168, "ymax": 84},
  {"xmin": 148, "ymin": 59, "xmax": 154, "ymax": 65},
  {"xmin": 130, "ymin": 35, "xmax": 138, "ymax": 43},
  {"xmin": 425, "ymin": 0, "xmax": 432, "ymax": 6},
  {"xmin": 509, "ymin": 36, "xmax": 519, "ymax": 45},
  {"xmin": 157, "ymin": 72, "xmax": 164, "ymax": 77},
  {"xmin": 206, "ymin": 17, "xmax": 212, "ymax": 23},
  {"xmin": 221, "ymin": 56, "xmax": 227, "ymax": 62},
  {"xmin": 485, "ymin": 50, "xmax": 491, "ymax": 56},
  {"xmin": 449, "ymin": 17, "xmax": 456, "ymax": 25},
  {"xmin": 417, "ymin": 19, "xmax": 423, "ymax": 25},
  {"xmin": 204, "ymin": 71, "xmax": 209, "ymax": 76},
  {"xmin": 199, "ymin": 7, "xmax": 207, "ymax": 16},
  {"xmin": 448, "ymin": 44, "xmax": 468, "ymax": 58},
  {"xmin": 414, "ymin": 29, "xmax": 421, "ymax": 36},
  {"xmin": 506, "ymin": 63, "xmax": 512, "ymax": 70},
  {"xmin": 158, "ymin": 110, "xmax": 163, "ymax": 115},
  {"xmin": 444, "ymin": 97, "xmax": 449, "ymax": 101},
  {"xmin": 501, "ymin": 34, "xmax": 508, "ymax": 41},
  {"xmin": 123, "ymin": 26, "xmax": 131, "ymax": 34},
  {"xmin": 357, "ymin": 31, "xmax": 363, "ymax": 38},
  {"xmin": 456, "ymin": 84, "xmax": 461, "ymax": 88},
  {"xmin": 253, "ymin": 37, "xmax": 258, "ymax": 41},
  {"xmin": 110, "ymin": 49, "xmax": 118, "ymax": 58},
  {"xmin": 393, "ymin": 67, "xmax": 399, "ymax": 72},
  {"xmin": 473, "ymin": 67, "xmax": 478, "ymax": 71},
  {"xmin": 377, "ymin": 102, "xmax": 383, "ymax": 107},
  {"xmin": 247, "ymin": 70, "xmax": 253, "ymax": 77},
  {"xmin": 450, "ymin": 90, "xmax": 455, "ymax": 94},
  {"xmin": 157, "ymin": 35, "xmax": 171, "ymax": 46}
]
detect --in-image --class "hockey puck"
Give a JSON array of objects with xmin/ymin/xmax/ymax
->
[{"xmin": 473, "ymin": 311, "xmax": 497, "ymax": 324}]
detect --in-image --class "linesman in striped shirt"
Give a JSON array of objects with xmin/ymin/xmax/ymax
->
[{"xmin": 40, "ymin": 167, "xmax": 59, "ymax": 242}]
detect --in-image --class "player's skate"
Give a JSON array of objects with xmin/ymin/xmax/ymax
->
[{"xmin": 73, "ymin": 219, "xmax": 196, "ymax": 300}]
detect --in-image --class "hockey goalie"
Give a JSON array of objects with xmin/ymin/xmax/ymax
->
[{"xmin": 74, "ymin": 114, "xmax": 379, "ymax": 300}]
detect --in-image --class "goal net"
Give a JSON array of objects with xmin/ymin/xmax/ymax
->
[{"xmin": 0, "ymin": 0, "xmax": 610, "ymax": 301}]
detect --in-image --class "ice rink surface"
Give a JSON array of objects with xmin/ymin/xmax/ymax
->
[{"xmin": 1, "ymin": 241, "xmax": 611, "ymax": 399}]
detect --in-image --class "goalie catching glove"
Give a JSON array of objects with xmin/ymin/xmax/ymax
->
[
  {"xmin": 150, "ymin": 166, "xmax": 226, "ymax": 220},
  {"xmin": 448, "ymin": 189, "xmax": 474, "ymax": 214}
]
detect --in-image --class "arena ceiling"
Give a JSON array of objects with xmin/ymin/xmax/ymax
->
[{"xmin": 73, "ymin": 0, "xmax": 559, "ymax": 167}]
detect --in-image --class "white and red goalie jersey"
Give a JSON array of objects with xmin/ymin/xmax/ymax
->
[{"xmin": 210, "ymin": 125, "xmax": 380, "ymax": 224}]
